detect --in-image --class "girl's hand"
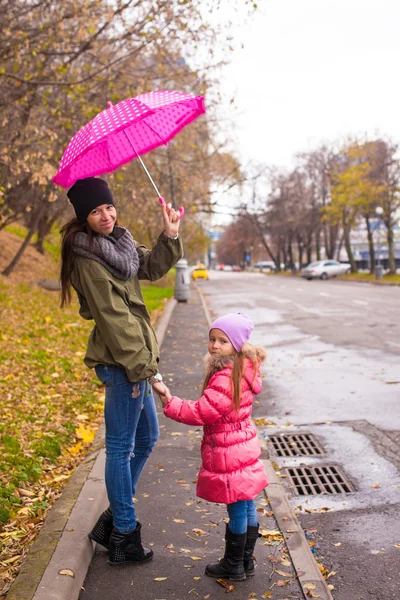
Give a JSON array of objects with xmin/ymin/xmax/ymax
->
[
  {"xmin": 152, "ymin": 381, "xmax": 172, "ymax": 406},
  {"xmin": 159, "ymin": 197, "xmax": 183, "ymax": 238}
]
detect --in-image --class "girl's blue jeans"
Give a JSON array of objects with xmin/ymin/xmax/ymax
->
[
  {"xmin": 95, "ymin": 365, "xmax": 159, "ymax": 534},
  {"xmin": 227, "ymin": 500, "xmax": 258, "ymax": 534}
]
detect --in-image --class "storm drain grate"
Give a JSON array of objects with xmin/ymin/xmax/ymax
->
[
  {"xmin": 284, "ymin": 465, "xmax": 355, "ymax": 496},
  {"xmin": 269, "ymin": 433, "xmax": 325, "ymax": 457}
]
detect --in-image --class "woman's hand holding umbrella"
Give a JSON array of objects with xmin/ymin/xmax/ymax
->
[{"xmin": 159, "ymin": 197, "xmax": 184, "ymax": 238}]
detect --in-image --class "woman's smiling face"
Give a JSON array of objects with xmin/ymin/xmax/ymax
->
[{"xmin": 86, "ymin": 203, "xmax": 116, "ymax": 234}]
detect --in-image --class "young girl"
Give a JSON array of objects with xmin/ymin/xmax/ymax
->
[{"xmin": 156, "ymin": 312, "xmax": 268, "ymax": 581}]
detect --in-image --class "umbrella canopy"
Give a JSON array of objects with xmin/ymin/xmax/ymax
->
[{"xmin": 52, "ymin": 90, "xmax": 206, "ymax": 189}]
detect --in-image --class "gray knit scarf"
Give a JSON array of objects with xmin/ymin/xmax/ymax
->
[{"xmin": 73, "ymin": 226, "xmax": 139, "ymax": 280}]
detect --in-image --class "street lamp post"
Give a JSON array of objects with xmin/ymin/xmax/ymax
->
[{"xmin": 375, "ymin": 206, "xmax": 384, "ymax": 280}]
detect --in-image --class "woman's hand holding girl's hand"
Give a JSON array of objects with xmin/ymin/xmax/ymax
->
[
  {"xmin": 152, "ymin": 380, "xmax": 172, "ymax": 407},
  {"xmin": 159, "ymin": 197, "xmax": 183, "ymax": 238}
]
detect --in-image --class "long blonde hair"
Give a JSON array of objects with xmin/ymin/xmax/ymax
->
[{"xmin": 202, "ymin": 344, "xmax": 266, "ymax": 412}]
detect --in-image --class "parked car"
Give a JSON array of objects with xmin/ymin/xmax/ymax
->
[
  {"xmin": 301, "ymin": 260, "xmax": 351, "ymax": 280},
  {"xmin": 222, "ymin": 265, "xmax": 233, "ymax": 271},
  {"xmin": 252, "ymin": 261, "xmax": 276, "ymax": 272},
  {"xmin": 232, "ymin": 265, "xmax": 242, "ymax": 271},
  {"xmin": 191, "ymin": 263, "xmax": 209, "ymax": 280}
]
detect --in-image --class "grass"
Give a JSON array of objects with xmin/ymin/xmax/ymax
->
[
  {"xmin": 339, "ymin": 272, "xmax": 400, "ymax": 284},
  {"xmin": 0, "ymin": 271, "xmax": 174, "ymax": 594},
  {"xmin": 5, "ymin": 223, "xmax": 61, "ymax": 263},
  {"xmin": 258, "ymin": 268, "xmax": 400, "ymax": 284}
]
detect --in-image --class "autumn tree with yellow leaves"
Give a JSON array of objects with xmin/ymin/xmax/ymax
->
[
  {"xmin": 324, "ymin": 140, "xmax": 397, "ymax": 273},
  {"xmin": 0, "ymin": 0, "xmax": 248, "ymax": 274}
]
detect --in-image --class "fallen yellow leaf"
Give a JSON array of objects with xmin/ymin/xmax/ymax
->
[
  {"xmin": 154, "ymin": 577, "xmax": 168, "ymax": 581},
  {"xmin": 192, "ymin": 528, "xmax": 208, "ymax": 536},
  {"xmin": 326, "ymin": 571, "xmax": 336, "ymax": 579},
  {"xmin": 59, "ymin": 569, "xmax": 74, "ymax": 577},
  {"xmin": 75, "ymin": 424, "xmax": 95, "ymax": 444},
  {"xmin": 17, "ymin": 488, "xmax": 35, "ymax": 498},
  {"xmin": 3, "ymin": 555, "xmax": 21, "ymax": 564}
]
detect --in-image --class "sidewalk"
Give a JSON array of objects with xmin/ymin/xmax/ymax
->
[{"xmin": 8, "ymin": 286, "xmax": 332, "ymax": 600}]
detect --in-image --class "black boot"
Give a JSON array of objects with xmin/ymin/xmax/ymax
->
[
  {"xmin": 108, "ymin": 522, "xmax": 154, "ymax": 566},
  {"xmin": 243, "ymin": 524, "xmax": 261, "ymax": 577},
  {"xmin": 205, "ymin": 526, "xmax": 246, "ymax": 581},
  {"xmin": 88, "ymin": 507, "xmax": 113, "ymax": 549}
]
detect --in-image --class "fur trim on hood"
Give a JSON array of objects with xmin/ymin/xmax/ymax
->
[
  {"xmin": 203, "ymin": 343, "xmax": 267, "ymax": 379},
  {"xmin": 241, "ymin": 343, "xmax": 267, "ymax": 364}
]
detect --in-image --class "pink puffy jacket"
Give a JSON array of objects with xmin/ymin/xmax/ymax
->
[{"xmin": 163, "ymin": 357, "xmax": 268, "ymax": 504}]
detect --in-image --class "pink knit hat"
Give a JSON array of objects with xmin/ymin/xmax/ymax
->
[{"xmin": 209, "ymin": 312, "xmax": 254, "ymax": 352}]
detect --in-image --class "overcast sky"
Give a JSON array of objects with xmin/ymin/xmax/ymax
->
[{"xmin": 214, "ymin": 0, "xmax": 400, "ymax": 172}]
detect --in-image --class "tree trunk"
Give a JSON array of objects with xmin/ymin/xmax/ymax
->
[
  {"xmin": 322, "ymin": 223, "xmax": 330, "ymax": 259},
  {"xmin": 343, "ymin": 225, "xmax": 357, "ymax": 273},
  {"xmin": 276, "ymin": 244, "xmax": 281, "ymax": 272},
  {"xmin": 288, "ymin": 240, "xmax": 296, "ymax": 273},
  {"xmin": 315, "ymin": 227, "xmax": 321, "ymax": 260},
  {"xmin": 297, "ymin": 237, "xmax": 304, "ymax": 269},
  {"xmin": 306, "ymin": 238, "xmax": 312, "ymax": 264},
  {"xmin": 365, "ymin": 215, "xmax": 375, "ymax": 274},
  {"xmin": 327, "ymin": 223, "xmax": 339, "ymax": 259},
  {"xmin": 387, "ymin": 219, "xmax": 396, "ymax": 274},
  {"xmin": 2, "ymin": 204, "xmax": 46, "ymax": 276}
]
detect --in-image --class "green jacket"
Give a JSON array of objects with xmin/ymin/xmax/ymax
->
[{"xmin": 71, "ymin": 232, "xmax": 183, "ymax": 382}]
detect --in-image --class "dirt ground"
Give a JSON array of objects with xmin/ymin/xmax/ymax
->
[{"xmin": 0, "ymin": 229, "xmax": 59, "ymax": 284}]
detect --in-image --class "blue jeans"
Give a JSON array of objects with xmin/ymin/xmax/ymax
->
[
  {"xmin": 95, "ymin": 365, "xmax": 159, "ymax": 533},
  {"xmin": 227, "ymin": 500, "xmax": 258, "ymax": 534}
]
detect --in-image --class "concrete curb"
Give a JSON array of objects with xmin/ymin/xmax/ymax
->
[
  {"xmin": 195, "ymin": 281, "xmax": 333, "ymax": 600},
  {"xmin": 6, "ymin": 297, "xmax": 178, "ymax": 600}
]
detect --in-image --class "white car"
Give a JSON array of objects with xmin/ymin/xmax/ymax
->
[
  {"xmin": 301, "ymin": 260, "xmax": 351, "ymax": 280},
  {"xmin": 252, "ymin": 261, "xmax": 276, "ymax": 272}
]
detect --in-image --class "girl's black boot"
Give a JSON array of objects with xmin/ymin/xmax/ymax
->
[
  {"xmin": 205, "ymin": 526, "xmax": 246, "ymax": 581},
  {"xmin": 88, "ymin": 507, "xmax": 113, "ymax": 549},
  {"xmin": 108, "ymin": 522, "xmax": 154, "ymax": 566},
  {"xmin": 243, "ymin": 524, "xmax": 261, "ymax": 576}
]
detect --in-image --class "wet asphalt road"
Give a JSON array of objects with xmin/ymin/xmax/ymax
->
[{"xmin": 199, "ymin": 271, "xmax": 400, "ymax": 600}]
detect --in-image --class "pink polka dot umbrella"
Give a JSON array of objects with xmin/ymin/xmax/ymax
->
[{"xmin": 52, "ymin": 90, "xmax": 206, "ymax": 207}]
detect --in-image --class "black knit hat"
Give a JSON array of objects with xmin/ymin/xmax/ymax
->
[{"xmin": 67, "ymin": 177, "xmax": 115, "ymax": 223}]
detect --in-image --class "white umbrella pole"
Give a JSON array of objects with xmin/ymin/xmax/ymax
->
[
  {"xmin": 135, "ymin": 152, "xmax": 162, "ymax": 199},
  {"xmin": 123, "ymin": 130, "xmax": 162, "ymax": 199}
]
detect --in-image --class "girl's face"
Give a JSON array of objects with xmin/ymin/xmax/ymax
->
[
  {"xmin": 86, "ymin": 203, "xmax": 116, "ymax": 235},
  {"xmin": 208, "ymin": 328, "xmax": 235, "ymax": 357}
]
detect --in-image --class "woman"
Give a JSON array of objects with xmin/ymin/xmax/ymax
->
[{"xmin": 60, "ymin": 177, "xmax": 182, "ymax": 565}]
